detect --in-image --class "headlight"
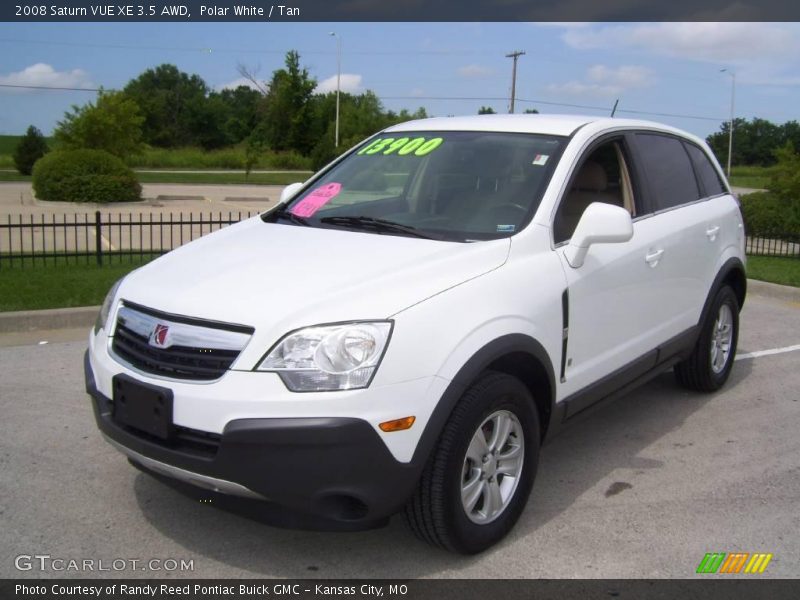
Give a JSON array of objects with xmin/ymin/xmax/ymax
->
[
  {"xmin": 94, "ymin": 278, "xmax": 124, "ymax": 334},
  {"xmin": 257, "ymin": 322, "xmax": 393, "ymax": 392}
]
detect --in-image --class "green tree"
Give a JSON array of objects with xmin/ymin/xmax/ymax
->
[
  {"xmin": 478, "ymin": 106, "xmax": 496, "ymax": 115},
  {"xmin": 706, "ymin": 117, "xmax": 792, "ymax": 167},
  {"xmin": 261, "ymin": 51, "xmax": 317, "ymax": 154},
  {"xmin": 523, "ymin": 108, "xmax": 540, "ymax": 114},
  {"xmin": 215, "ymin": 85, "xmax": 263, "ymax": 144},
  {"xmin": 13, "ymin": 125, "xmax": 49, "ymax": 175},
  {"xmin": 54, "ymin": 90, "xmax": 144, "ymax": 159},
  {"xmin": 123, "ymin": 64, "xmax": 208, "ymax": 147}
]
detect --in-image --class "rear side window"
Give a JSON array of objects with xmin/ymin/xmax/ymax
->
[
  {"xmin": 634, "ymin": 133, "xmax": 701, "ymax": 211},
  {"xmin": 684, "ymin": 142, "xmax": 726, "ymax": 197}
]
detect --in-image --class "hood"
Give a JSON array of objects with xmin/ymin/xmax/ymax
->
[{"xmin": 118, "ymin": 217, "xmax": 509, "ymax": 344}]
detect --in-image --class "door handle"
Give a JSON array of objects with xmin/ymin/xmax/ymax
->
[
  {"xmin": 706, "ymin": 225, "xmax": 720, "ymax": 241},
  {"xmin": 645, "ymin": 249, "xmax": 664, "ymax": 267}
]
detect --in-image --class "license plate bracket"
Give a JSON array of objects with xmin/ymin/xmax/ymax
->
[{"xmin": 112, "ymin": 374, "xmax": 174, "ymax": 440}]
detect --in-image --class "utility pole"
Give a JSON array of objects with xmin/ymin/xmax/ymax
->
[{"xmin": 505, "ymin": 50, "xmax": 525, "ymax": 114}]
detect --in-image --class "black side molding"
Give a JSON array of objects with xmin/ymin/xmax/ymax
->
[{"xmin": 561, "ymin": 326, "xmax": 700, "ymax": 422}]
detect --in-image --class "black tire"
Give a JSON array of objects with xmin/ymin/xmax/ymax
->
[
  {"xmin": 675, "ymin": 285, "xmax": 739, "ymax": 392},
  {"xmin": 404, "ymin": 371, "xmax": 540, "ymax": 554}
]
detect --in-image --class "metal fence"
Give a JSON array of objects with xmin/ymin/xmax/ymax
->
[
  {"xmin": 0, "ymin": 211, "xmax": 256, "ymax": 268},
  {"xmin": 1, "ymin": 212, "xmax": 798, "ymax": 267},
  {"xmin": 745, "ymin": 235, "xmax": 800, "ymax": 258}
]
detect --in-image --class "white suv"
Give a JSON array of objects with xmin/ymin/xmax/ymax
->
[{"xmin": 85, "ymin": 115, "xmax": 746, "ymax": 553}]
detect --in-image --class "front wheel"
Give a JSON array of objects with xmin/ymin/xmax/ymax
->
[
  {"xmin": 404, "ymin": 371, "xmax": 539, "ymax": 554},
  {"xmin": 675, "ymin": 285, "xmax": 740, "ymax": 392}
]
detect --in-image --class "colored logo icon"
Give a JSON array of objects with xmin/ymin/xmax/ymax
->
[{"xmin": 697, "ymin": 552, "xmax": 773, "ymax": 574}]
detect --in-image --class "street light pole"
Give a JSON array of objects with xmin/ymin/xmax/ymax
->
[
  {"xmin": 721, "ymin": 69, "xmax": 736, "ymax": 178},
  {"xmin": 330, "ymin": 32, "xmax": 341, "ymax": 148}
]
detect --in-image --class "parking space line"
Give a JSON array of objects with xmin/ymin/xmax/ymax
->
[{"xmin": 735, "ymin": 344, "xmax": 800, "ymax": 361}]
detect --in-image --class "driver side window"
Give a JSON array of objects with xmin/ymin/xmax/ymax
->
[{"xmin": 553, "ymin": 139, "xmax": 637, "ymax": 244}]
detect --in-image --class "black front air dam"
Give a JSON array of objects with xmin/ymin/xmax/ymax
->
[{"xmin": 85, "ymin": 351, "xmax": 424, "ymax": 528}]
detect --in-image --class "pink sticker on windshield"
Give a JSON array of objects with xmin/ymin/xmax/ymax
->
[{"xmin": 290, "ymin": 183, "xmax": 342, "ymax": 217}]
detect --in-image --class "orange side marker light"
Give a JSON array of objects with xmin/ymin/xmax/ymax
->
[{"xmin": 379, "ymin": 416, "xmax": 416, "ymax": 432}]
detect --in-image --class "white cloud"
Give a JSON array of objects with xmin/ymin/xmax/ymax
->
[
  {"xmin": 217, "ymin": 77, "xmax": 264, "ymax": 92},
  {"xmin": 547, "ymin": 64, "xmax": 654, "ymax": 98},
  {"xmin": 0, "ymin": 63, "xmax": 93, "ymax": 92},
  {"xmin": 557, "ymin": 23, "xmax": 800, "ymax": 87},
  {"xmin": 314, "ymin": 73, "xmax": 363, "ymax": 94},
  {"xmin": 562, "ymin": 23, "xmax": 800, "ymax": 65},
  {"xmin": 587, "ymin": 65, "xmax": 653, "ymax": 87},
  {"xmin": 546, "ymin": 81, "xmax": 622, "ymax": 97},
  {"xmin": 457, "ymin": 64, "xmax": 494, "ymax": 78}
]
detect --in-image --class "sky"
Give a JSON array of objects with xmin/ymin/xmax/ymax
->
[{"xmin": 1, "ymin": 22, "xmax": 799, "ymax": 141}]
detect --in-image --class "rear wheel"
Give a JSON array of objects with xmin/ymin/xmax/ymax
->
[
  {"xmin": 404, "ymin": 371, "xmax": 539, "ymax": 554},
  {"xmin": 675, "ymin": 285, "xmax": 739, "ymax": 392}
]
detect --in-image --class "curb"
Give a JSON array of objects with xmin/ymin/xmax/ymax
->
[
  {"xmin": 0, "ymin": 279, "xmax": 797, "ymax": 334},
  {"xmin": 746, "ymin": 278, "xmax": 800, "ymax": 304},
  {"xmin": 0, "ymin": 306, "xmax": 100, "ymax": 333}
]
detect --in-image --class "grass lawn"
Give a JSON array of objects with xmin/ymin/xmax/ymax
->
[
  {"xmin": 0, "ymin": 258, "xmax": 153, "ymax": 312},
  {"xmin": 0, "ymin": 170, "xmax": 310, "ymax": 186},
  {"xmin": 746, "ymin": 255, "xmax": 800, "ymax": 288},
  {"xmin": 134, "ymin": 170, "xmax": 310, "ymax": 185},
  {"xmin": 1, "ymin": 253, "xmax": 797, "ymax": 313},
  {"xmin": 0, "ymin": 171, "xmax": 28, "ymax": 182},
  {"xmin": 729, "ymin": 165, "xmax": 771, "ymax": 190}
]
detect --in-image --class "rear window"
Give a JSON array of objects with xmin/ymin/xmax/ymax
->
[
  {"xmin": 684, "ymin": 142, "xmax": 726, "ymax": 197},
  {"xmin": 634, "ymin": 133, "xmax": 701, "ymax": 211}
]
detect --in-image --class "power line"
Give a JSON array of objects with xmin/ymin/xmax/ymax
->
[
  {"xmin": 0, "ymin": 84, "xmax": 729, "ymax": 123},
  {"xmin": 380, "ymin": 96, "xmax": 726, "ymax": 122},
  {"xmin": 0, "ymin": 83, "xmax": 103, "ymax": 92},
  {"xmin": 0, "ymin": 38, "xmax": 473, "ymax": 56}
]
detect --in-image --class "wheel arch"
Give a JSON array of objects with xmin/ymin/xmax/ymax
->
[
  {"xmin": 702, "ymin": 257, "xmax": 747, "ymax": 325},
  {"xmin": 410, "ymin": 334, "xmax": 555, "ymax": 467}
]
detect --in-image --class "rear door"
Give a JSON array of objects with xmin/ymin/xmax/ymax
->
[{"xmin": 628, "ymin": 133, "xmax": 722, "ymax": 328}]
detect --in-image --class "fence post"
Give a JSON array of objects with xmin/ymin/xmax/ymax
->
[{"xmin": 95, "ymin": 210, "xmax": 102, "ymax": 266}]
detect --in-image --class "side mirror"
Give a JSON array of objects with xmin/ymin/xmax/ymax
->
[
  {"xmin": 563, "ymin": 202, "xmax": 633, "ymax": 268},
  {"xmin": 278, "ymin": 182, "xmax": 304, "ymax": 205}
]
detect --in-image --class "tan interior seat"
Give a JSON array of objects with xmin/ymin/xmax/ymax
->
[{"xmin": 554, "ymin": 161, "xmax": 624, "ymax": 242}]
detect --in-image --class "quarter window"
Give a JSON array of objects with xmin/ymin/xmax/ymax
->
[{"xmin": 634, "ymin": 134, "xmax": 701, "ymax": 211}]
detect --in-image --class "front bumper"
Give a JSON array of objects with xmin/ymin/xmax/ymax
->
[{"xmin": 85, "ymin": 351, "xmax": 425, "ymax": 525}]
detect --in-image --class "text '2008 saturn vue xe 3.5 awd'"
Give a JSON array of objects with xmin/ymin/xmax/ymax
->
[{"xmin": 85, "ymin": 114, "xmax": 746, "ymax": 553}]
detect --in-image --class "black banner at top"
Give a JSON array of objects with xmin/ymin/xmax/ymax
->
[{"xmin": 3, "ymin": 0, "xmax": 800, "ymax": 22}]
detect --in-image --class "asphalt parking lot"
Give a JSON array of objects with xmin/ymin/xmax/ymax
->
[{"xmin": 1, "ymin": 291, "xmax": 798, "ymax": 579}]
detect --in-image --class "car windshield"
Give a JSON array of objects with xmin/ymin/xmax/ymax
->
[{"xmin": 267, "ymin": 130, "xmax": 566, "ymax": 242}]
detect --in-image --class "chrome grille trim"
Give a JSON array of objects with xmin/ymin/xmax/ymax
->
[
  {"xmin": 110, "ymin": 303, "xmax": 253, "ymax": 381},
  {"xmin": 115, "ymin": 305, "xmax": 251, "ymax": 351}
]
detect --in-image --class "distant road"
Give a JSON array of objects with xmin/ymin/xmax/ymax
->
[
  {"xmin": 0, "ymin": 168, "xmax": 312, "ymax": 174},
  {"xmin": 731, "ymin": 186, "xmax": 766, "ymax": 196}
]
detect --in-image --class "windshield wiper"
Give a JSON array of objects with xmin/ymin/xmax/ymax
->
[
  {"xmin": 267, "ymin": 208, "xmax": 310, "ymax": 226},
  {"xmin": 319, "ymin": 216, "xmax": 441, "ymax": 240}
]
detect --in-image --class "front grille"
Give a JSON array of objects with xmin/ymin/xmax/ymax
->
[{"xmin": 111, "ymin": 303, "xmax": 252, "ymax": 381}]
